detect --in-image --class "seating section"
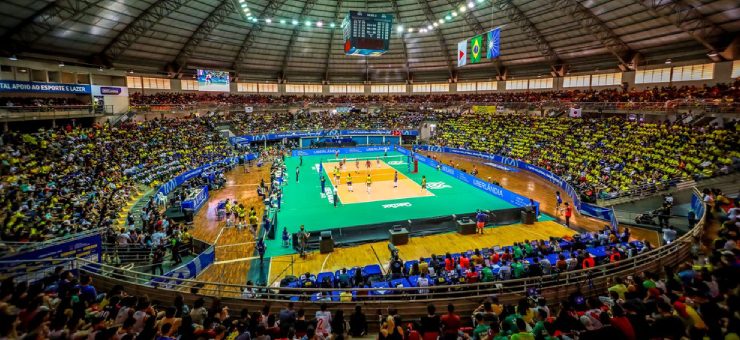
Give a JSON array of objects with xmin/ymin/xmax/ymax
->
[
  {"xmin": 279, "ymin": 229, "xmax": 648, "ymax": 301},
  {"xmin": 129, "ymin": 82, "xmax": 740, "ymax": 106},
  {"xmin": 432, "ymin": 114, "xmax": 739, "ymax": 200},
  {"xmin": 0, "ymin": 117, "xmax": 237, "ymax": 243}
]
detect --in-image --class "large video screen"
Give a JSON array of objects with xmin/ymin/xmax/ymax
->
[{"xmin": 196, "ymin": 69, "xmax": 229, "ymax": 92}]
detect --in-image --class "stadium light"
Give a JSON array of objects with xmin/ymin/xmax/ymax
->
[
  {"xmin": 433, "ymin": 22, "xmax": 438, "ymax": 27},
  {"xmin": 316, "ymin": 21, "xmax": 323, "ymax": 27},
  {"xmin": 665, "ymin": 58, "xmax": 672, "ymax": 64},
  {"xmin": 305, "ymin": 20, "xmax": 311, "ymax": 26},
  {"xmin": 396, "ymin": 25, "xmax": 404, "ymax": 33},
  {"xmin": 459, "ymin": 5, "xmax": 466, "ymax": 12},
  {"xmin": 427, "ymin": 24, "xmax": 433, "ymax": 30},
  {"xmin": 468, "ymin": 1, "xmax": 475, "ymax": 8},
  {"xmin": 8, "ymin": 55, "xmax": 17, "ymax": 61},
  {"xmin": 707, "ymin": 51, "xmax": 719, "ymax": 57},
  {"xmin": 408, "ymin": 27, "xmax": 413, "ymax": 33},
  {"xmin": 241, "ymin": 3, "xmax": 246, "ymax": 8},
  {"xmin": 280, "ymin": 19, "xmax": 286, "ymax": 24},
  {"xmin": 452, "ymin": 11, "xmax": 458, "ymax": 17},
  {"xmin": 445, "ymin": 15, "xmax": 452, "ymax": 20},
  {"xmin": 265, "ymin": 18, "xmax": 272, "ymax": 23},
  {"xmin": 330, "ymin": 22, "xmax": 336, "ymax": 28},
  {"xmin": 477, "ymin": 0, "xmax": 484, "ymax": 3},
  {"xmin": 292, "ymin": 19, "xmax": 298, "ymax": 25},
  {"xmin": 438, "ymin": 18, "xmax": 444, "ymax": 24},
  {"xmin": 58, "ymin": 61, "xmax": 64, "ymax": 67}
]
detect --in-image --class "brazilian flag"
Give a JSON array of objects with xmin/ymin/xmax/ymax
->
[{"xmin": 470, "ymin": 34, "xmax": 482, "ymax": 63}]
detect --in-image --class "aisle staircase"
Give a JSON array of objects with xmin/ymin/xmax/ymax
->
[{"xmin": 113, "ymin": 185, "xmax": 157, "ymax": 229}]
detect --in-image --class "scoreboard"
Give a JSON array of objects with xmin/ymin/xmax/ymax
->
[{"xmin": 342, "ymin": 11, "xmax": 393, "ymax": 56}]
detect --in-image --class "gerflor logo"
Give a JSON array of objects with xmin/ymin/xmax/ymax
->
[
  {"xmin": 387, "ymin": 160, "xmax": 405, "ymax": 165},
  {"xmin": 426, "ymin": 181, "xmax": 451, "ymax": 190},
  {"xmin": 382, "ymin": 202, "xmax": 412, "ymax": 208}
]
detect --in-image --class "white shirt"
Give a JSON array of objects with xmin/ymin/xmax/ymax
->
[{"xmin": 315, "ymin": 310, "xmax": 332, "ymax": 335}]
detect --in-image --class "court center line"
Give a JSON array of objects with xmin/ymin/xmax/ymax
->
[
  {"xmin": 215, "ymin": 241, "xmax": 257, "ymax": 248},
  {"xmin": 213, "ymin": 256, "xmax": 259, "ymax": 265},
  {"xmin": 320, "ymin": 252, "xmax": 332, "ymax": 273}
]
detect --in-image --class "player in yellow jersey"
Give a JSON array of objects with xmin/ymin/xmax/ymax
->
[
  {"xmin": 421, "ymin": 175, "xmax": 427, "ymax": 192},
  {"xmin": 366, "ymin": 173, "xmax": 372, "ymax": 194},
  {"xmin": 347, "ymin": 173, "xmax": 353, "ymax": 192}
]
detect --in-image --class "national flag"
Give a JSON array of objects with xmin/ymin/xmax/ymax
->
[
  {"xmin": 470, "ymin": 34, "xmax": 482, "ymax": 63},
  {"xmin": 487, "ymin": 28, "xmax": 500, "ymax": 59},
  {"xmin": 457, "ymin": 40, "xmax": 467, "ymax": 67}
]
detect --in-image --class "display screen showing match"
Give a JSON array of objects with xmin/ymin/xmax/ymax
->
[{"xmin": 196, "ymin": 69, "xmax": 229, "ymax": 92}]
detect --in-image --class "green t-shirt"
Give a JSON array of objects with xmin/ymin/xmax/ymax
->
[
  {"xmin": 473, "ymin": 324, "xmax": 490, "ymax": 340},
  {"xmin": 511, "ymin": 332, "xmax": 535, "ymax": 340},
  {"xmin": 481, "ymin": 267, "xmax": 494, "ymax": 282},
  {"xmin": 512, "ymin": 262, "xmax": 525, "ymax": 278}
]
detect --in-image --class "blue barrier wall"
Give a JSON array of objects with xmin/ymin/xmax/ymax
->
[
  {"xmin": 150, "ymin": 246, "xmax": 215, "ymax": 287},
  {"xmin": 230, "ymin": 129, "xmax": 418, "ymax": 144},
  {"xmin": 0, "ymin": 234, "xmax": 102, "ymax": 282},
  {"xmin": 417, "ymin": 145, "xmax": 616, "ymax": 222},
  {"xmin": 396, "ymin": 146, "xmax": 540, "ymax": 216},
  {"xmin": 157, "ymin": 154, "xmax": 256, "ymax": 196},
  {"xmin": 292, "ymin": 145, "xmax": 392, "ymax": 157}
]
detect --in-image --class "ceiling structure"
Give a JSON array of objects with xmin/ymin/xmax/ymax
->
[{"xmin": 0, "ymin": 0, "xmax": 738, "ymax": 83}]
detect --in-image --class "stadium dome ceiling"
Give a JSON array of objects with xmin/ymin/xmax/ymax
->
[{"xmin": 0, "ymin": 0, "xmax": 738, "ymax": 83}]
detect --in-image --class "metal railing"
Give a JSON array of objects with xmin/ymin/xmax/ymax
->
[
  {"xmin": 0, "ymin": 228, "xmax": 104, "ymax": 256},
  {"xmin": 597, "ymin": 176, "xmax": 694, "ymax": 202},
  {"xmin": 0, "ymin": 105, "xmax": 114, "ymax": 121},
  {"xmin": 0, "ymin": 196, "xmax": 705, "ymax": 302}
]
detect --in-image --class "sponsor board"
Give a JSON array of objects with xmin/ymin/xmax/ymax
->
[
  {"xmin": 382, "ymin": 202, "xmax": 412, "ymax": 208},
  {"xmin": 426, "ymin": 181, "xmax": 451, "ymax": 190}
]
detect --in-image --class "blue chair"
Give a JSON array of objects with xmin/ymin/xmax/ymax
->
[
  {"xmin": 404, "ymin": 260, "xmax": 418, "ymax": 273},
  {"xmin": 317, "ymin": 272, "xmax": 335, "ymax": 288},
  {"xmin": 390, "ymin": 278, "xmax": 412, "ymax": 288},
  {"xmin": 363, "ymin": 264, "xmax": 382, "ymax": 279}
]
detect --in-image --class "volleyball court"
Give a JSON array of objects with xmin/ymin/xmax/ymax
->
[{"xmin": 321, "ymin": 155, "xmax": 433, "ymax": 204}]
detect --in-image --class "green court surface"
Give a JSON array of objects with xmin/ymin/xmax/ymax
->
[{"xmin": 262, "ymin": 150, "xmax": 552, "ymax": 257}]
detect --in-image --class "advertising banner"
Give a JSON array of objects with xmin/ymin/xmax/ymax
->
[
  {"xmin": 0, "ymin": 80, "xmax": 91, "ymax": 94},
  {"xmin": 396, "ymin": 146, "xmax": 539, "ymax": 215},
  {"xmin": 150, "ymin": 246, "xmax": 215, "ymax": 287},
  {"xmin": 231, "ymin": 130, "xmax": 418, "ymax": 144},
  {"xmin": 417, "ymin": 145, "xmax": 616, "ymax": 222}
]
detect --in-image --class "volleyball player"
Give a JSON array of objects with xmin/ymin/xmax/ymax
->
[
  {"xmin": 376, "ymin": 157, "xmax": 380, "ymax": 166},
  {"xmin": 347, "ymin": 173, "xmax": 353, "ymax": 192},
  {"xmin": 335, "ymin": 150, "xmax": 339, "ymax": 159},
  {"xmin": 365, "ymin": 159, "xmax": 371, "ymax": 170},
  {"xmin": 555, "ymin": 191, "xmax": 563, "ymax": 213},
  {"xmin": 366, "ymin": 173, "xmax": 372, "ymax": 193},
  {"xmin": 393, "ymin": 171, "xmax": 398, "ymax": 189},
  {"xmin": 355, "ymin": 158, "xmax": 360, "ymax": 173},
  {"xmin": 421, "ymin": 175, "xmax": 427, "ymax": 192}
]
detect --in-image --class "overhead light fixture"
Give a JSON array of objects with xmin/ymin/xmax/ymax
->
[
  {"xmin": 241, "ymin": 3, "xmax": 246, "ymax": 7},
  {"xmin": 265, "ymin": 18, "xmax": 272, "ymax": 23},
  {"xmin": 58, "ymin": 61, "xmax": 64, "ymax": 67},
  {"xmin": 292, "ymin": 19, "xmax": 298, "ymax": 25},
  {"xmin": 316, "ymin": 21, "xmax": 323, "ymax": 27},
  {"xmin": 396, "ymin": 25, "xmax": 404, "ymax": 33},
  {"xmin": 8, "ymin": 55, "xmax": 17, "ymax": 61},
  {"xmin": 330, "ymin": 22, "xmax": 336, "ymax": 28},
  {"xmin": 445, "ymin": 15, "xmax": 452, "ymax": 20},
  {"xmin": 305, "ymin": 20, "xmax": 311, "ymax": 26},
  {"xmin": 427, "ymin": 24, "xmax": 433, "ymax": 30},
  {"xmin": 477, "ymin": 0, "xmax": 484, "ymax": 3},
  {"xmin": 459, "ymin": 5, "xmax": 467, "ymax": 12},
  {"xmin": 251, "ymin": 17, "xmax": 258, "ymax": 22},
  {"xmin": 238, "ymin": 0, "xmax": 244, "ymax": 2},
  {"xmin": 452, "ymin": 11, "xmax": 458, "ymax": 17},
  {"xmin": 468, "ymin": 1, "xmax": 475, "ymax": 8},
  {"xmin": 280, "ymin": 19, "xmax": 286, "ymax": 24},
  {"xmin": 18, "ymin": 68, "xmax": 27, "ymax": 73},
  {"xmin": 707, "ymin": 51, "xmax": 718, "ymax": 57},
  {"xmin": 129, "ymin": 69, "xmax": 134, "ymax": 74},
  {"xmin": 665, "ymin": 58, "xmax": 672, "ymax": 64},
  {"xmin": 407, "ymin": 27, "xmax": 413, "ymax": 33},
  {"xmin": 433, "ymin": 22, "xmax": 438, "ymax": 27},
  {"xmin": 438, "ymin": 18, "xmax": 444, "ymax": 24},
  {"xmin": 98, "ymin": 66, "xmax": 103, "ymax": 71}
]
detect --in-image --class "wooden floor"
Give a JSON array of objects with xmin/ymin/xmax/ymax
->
[
  {"xmin": 423, "ymin": 152, "xmax": 660, "ymax": 244},
  {"xmin": 191, "ymin": 163, "xmax": 271, "ymax": 288},
  {"xmin": 189, "ymin": 151, "xmax": 659, "ymax": 289},
  {"xmin": 267, "ymin": 220, "xmax": 576, "ymax": 285}
]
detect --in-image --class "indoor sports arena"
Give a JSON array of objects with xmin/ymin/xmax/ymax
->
[{"xmin": 0, "ymin": 0, "xmax": 739, "ymax": 339}]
